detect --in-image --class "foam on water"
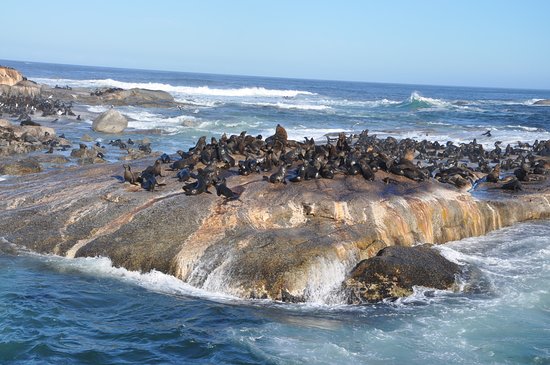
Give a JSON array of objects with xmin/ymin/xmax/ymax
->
[
  {"xmin": 34, "ymin": 77, "xmax": 315, "ymax": 98},
  {"xmin": 242, "ymin": 101, "xmax": 333, "ymax": 111},
  {"xmin": 24, "ymin": 252, "xmax": 240, "ymax": 304}
]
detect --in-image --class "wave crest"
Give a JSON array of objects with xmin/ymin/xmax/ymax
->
[{"xmin": 34, "ymin": 77, "xmax": 315, "ymax": 98}]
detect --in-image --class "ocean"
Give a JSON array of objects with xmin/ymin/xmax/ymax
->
[{"xmin": 1, "ymin": 60, "xmax": 549, "ymax": 364}]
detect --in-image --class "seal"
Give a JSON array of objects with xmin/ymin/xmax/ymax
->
[
  {"xmin": 264, "ymin": 165, "xmax": 287, "ymax": 184},
  {"xmin": 142, "ymin": 159, "xmax": 163, "ymax": 177},
  {"xmin": 501, "ymin": 177, "xmax": 522, "ymax": 191},
  {"xmin": 123, "ymin": 164, "xmax": 140, "ymax": 185},
  {"xmin": 289, "ymin": 163, "xmax": 306, "ymax": 182},
  {"xmin": 183, "ymin": 173, "xmax": 211, "ymax": 195},
  {"xmin": 486, "ymin": 164, "xmax": 500, "ymax": 183},
  {"xmin": 214, "ymin": 178, "xmax": 239, "ymax": 200},
  {"xmin": 176, "ymin": 167, "xmax": 193, "ymax": 182},
  {"xmin": 160, "ymin": 153, "xmax": 171, "ymax": 164}
]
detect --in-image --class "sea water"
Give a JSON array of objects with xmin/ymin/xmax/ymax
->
[{"xmin": 0, "ymin": 60, "xmax": 549, "ymax": 364}]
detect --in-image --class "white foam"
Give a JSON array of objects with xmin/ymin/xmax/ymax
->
[
  {"xmin": 29, "ymin": 253, "xmax": 239, "ymax": 303},
  {"xmin": 473, "ymin": 98, "xmax": 545, "ymax": 106},
  {"xmin": 504, "ymin": 124, "xmax": 541, "ymax": 132},
  {"xmin": 283, "ymin": 127, "xmax": 354, "ymax": 142},
  {"xmin": 303, "ymin": 254, "xmax": 355, "ymax": 305},
  {"xmin": 174, "ymin": 98, "xmax": 223, "ymax": 107},
  {"xmin": 86, "ymin": 105, "xmax": 109, "ymax": 113},
  {"xmin": 242, "ymin": 101, "xmax": 333, "ymax": 111},
  {"xmin": 407, "ymin": 91, "xmax": 453, "ymax": 109},
  {"xmin": 127, "ymin": 114, "xmax": 201, "ymax": 133},
  {"xmin": 34, "ymin": 77, "xmax": 315, "ymax": 98}
]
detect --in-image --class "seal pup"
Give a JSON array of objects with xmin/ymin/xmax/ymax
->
[{"xmin": 160, "ymin": 153, "xmax": 171, "ymax": 164}]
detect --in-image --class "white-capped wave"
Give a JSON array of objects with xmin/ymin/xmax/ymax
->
[
  {"xmin": 174, "ymin": 98, "xmax": 223, "ymax": 107},
  {"xmin": 474, "ymin": 98, "xmax": 545, "ymax": 106},
  {"xmin": 242, "ymin": 101, "xmax": 333, "ymax": 111},
  {"xmin": 504, "ymin": 124, "xmax": 541, "ymax": 132},
  {"xmin": 34, "ymin": 77, "xmax": 315, "ymax": 98},
  {"xmin": 322, "ymin": 98, "xmax": 401, "ymax": 108},
  {"xmin": 404, "ymin": 91, "xmax": 453, "ymax": 109}
]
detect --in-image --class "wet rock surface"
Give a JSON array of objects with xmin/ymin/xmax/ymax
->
[
  {"xmin": 0, "ymin": 158, "xmax": 549, "ymax": 302},
  {"xmin": 344, "ymin": 245, "xmax": 461, "ymax": 304}
]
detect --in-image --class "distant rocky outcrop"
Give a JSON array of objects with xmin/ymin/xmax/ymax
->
[
  {"xmin": 0, "ymin": 80, "xmax": 42, "ymax": 97},
  {"xmin": 94, "ymin": 88, "xmax": 175, "ymax": 107},
  {"xmin": 92, "ymin": 109, "xmax": 128, "ymax": 133},
  {"xmin": 0, "ymin": 67, "xmax": 40, "ymax": 97},
  {"xmin": 534, "ymin": 99, "xmax": 550, "ymax": 106},
  {"xmin": 41, "ymin": 86, "xmax": 177, "ymax": 108},
  {"xmin": 0, "ymin": 66, "xmax": 23, "ymax": 86},
  {"xmin": 344, "ymin": 245, "xmax": 461, "ymax": 303}
]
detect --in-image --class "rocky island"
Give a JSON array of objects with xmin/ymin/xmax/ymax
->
[{"xmin": 1, "ymin": 65, "xmax": 549, "ymax": 304}]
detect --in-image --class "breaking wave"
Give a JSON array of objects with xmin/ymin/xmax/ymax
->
[
  {"xmin": 242, "ymin": 101, "xmax": 333, "ymax": 111},
  {"xmin": 33, "ymin": 77, "xmax": 315, "ymax": 98}
]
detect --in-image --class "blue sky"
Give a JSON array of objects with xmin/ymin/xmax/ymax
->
[{"xmin": 2, "ymin": 0, "xmax": 549, "ymax": 89}]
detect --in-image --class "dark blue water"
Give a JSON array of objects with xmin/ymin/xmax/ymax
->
[
  {"xmin": 1, "ymin": 60, "xmax": 549, "ymax": 364},
  {"xmin": 1, "ymin": 222, "xmax": 549, "ymax": 364},
  {"xmin": 2, "ymin": 59, "xmax": 550, "ymax": 155}
]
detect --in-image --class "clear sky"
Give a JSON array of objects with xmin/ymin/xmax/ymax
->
[{"xmin": 2, "ymin": 0, "xmax": 549, "ymax": 89}]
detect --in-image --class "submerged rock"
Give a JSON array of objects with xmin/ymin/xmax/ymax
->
[
  {"xmin": 92, "ymin": 109, "xmax": 128, "ymax": 134},
  {"xmin": 534, "ymin": 99, "xmax": 550, "ymax": 106},
  {"xmin": 343, "ymin": 245, "xmax": 461, "ymax": 304}
]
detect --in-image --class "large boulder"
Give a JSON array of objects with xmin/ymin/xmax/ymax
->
[
  {"xmin": 0, "ymin": 80, "xmax": 42, "ymax": 97},
  {"xmin": 97, "ymin": 88, "xmax": 174, "ymax": 107},
  {"xmin": 0, "ymin": 66, "xmax": 23, "ymax": 86},
  {"xmin": 92, "ymin": 109, "xmax": 128, "ymax": 134},
  {"xmin": 0, "ymin": 157, "xmax": 42, "ymax": 175},
  {"xmin": 344, "ymin": 245, "xmax": 461, "ymax": 303}
]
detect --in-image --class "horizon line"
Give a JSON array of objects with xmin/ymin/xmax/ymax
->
[{"xmin": 2, "ymin": 57, "xmax": 550, "ymax": 93}]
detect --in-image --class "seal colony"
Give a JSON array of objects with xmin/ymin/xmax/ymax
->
[
  {"xmin": 2, "ymin": 65, "xmax": 550, "ymax": 303},
  {"xmin": 122, "ymin": 123, "xmax": 550, "ymax": 197}
]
